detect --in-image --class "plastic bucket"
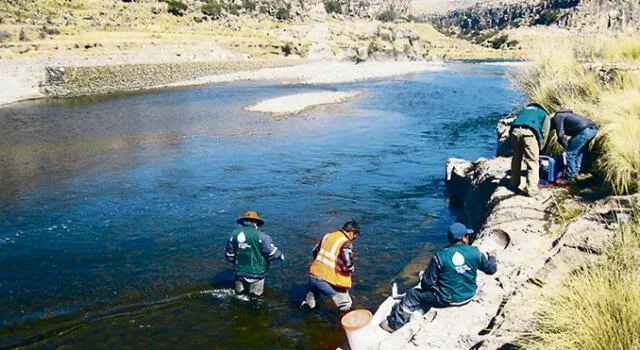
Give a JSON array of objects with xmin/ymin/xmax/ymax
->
[{"xmin": 341, "ymin": 309, "xmax": 374, "ymax": 350}]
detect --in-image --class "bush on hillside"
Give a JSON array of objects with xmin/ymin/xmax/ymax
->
[
  {"xmin": 532, "ymin": 9, "xmax": 559, "ymax": 25},
  {"xmin": 282, "ymin": 41, "xmax": 294, "ymax": 56},
  {"xmin": 489, "ymin": 34, "xmax": 509, "ymax": 49},
  {"xmin": 166, "ymin": 0, "xmax": 188, "ymax": 16},
  {"xmin": 275, "ymin": 5, "xmax": 291, "ymax": 20},
  {"xmin": 225, "ymin": 3, "xmax": 242, "ymax": 15},
  {"xmin": 377, "ymin": 9, "xmax": 396, "ymax": 22},
  {"xmin": 242, "ymin": 0, "xmax": 257, "ymax": 12},
  {"xmin": 324, "ymin": 0, "xmax": 342, "ymax": 14},
  {"xmin": 201, "ymin": 1, "xmax": 222, "ymax": 19}
]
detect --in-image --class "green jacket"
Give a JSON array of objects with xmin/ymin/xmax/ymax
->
[
  {"xmin": 229, "ymin": 226, "xmax": 269, "ymax": 278},
  {"xmin": 422, "ymin": 243, "xmax": 497, "ymax": 304},
  {"xmin": 511, "ymin": 104, "xmax": 551, "ymax": 148}
]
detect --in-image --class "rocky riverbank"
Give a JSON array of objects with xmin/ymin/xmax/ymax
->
[
  {"xmin": 361, "ymin": 155, "xmax": 638, "ymax": 349},
  {"xmin": 1, "ymin": 56, "xmax": 446, "ymax": 107},
  {"xmin": 39, "ymin": 58, "xmax": 305, "ymax": 99}
]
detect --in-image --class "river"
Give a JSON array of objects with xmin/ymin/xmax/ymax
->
[{"xmin": 0, "ymin": 62, "xmax": 523, "ymax": 349}]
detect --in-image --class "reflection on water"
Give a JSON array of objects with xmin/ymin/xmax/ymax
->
[{"xmin": 0, "ymin": 63, "xmax": 523, "ymax": 348}]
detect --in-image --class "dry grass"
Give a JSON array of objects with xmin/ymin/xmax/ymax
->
[
  {"xmin": 0, "ymin": 0, "xmax": 520, "ymax": 61},
  {"xmin": 514, "ymin": 35, "xmax": 640, "ymax": 194},
  {"xmin": 520, "ymin": 213, "xmax": 640, "ymax": 350}
]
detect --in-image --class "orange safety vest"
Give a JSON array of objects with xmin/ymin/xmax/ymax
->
[{"xmin": 309, "ymin": 231, "xmax": 352, "ymax": 288}]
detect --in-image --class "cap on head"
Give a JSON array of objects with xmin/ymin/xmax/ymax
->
[
  {"xmin": 448, "ymin": 222, "xmax": 473, "ymax": 241},
  {"xmin": 342, "ymin": 220, "xmax": 360, "ymax": 235},
  {"xmin": 237, "ymin": 210, "xmax": 265, "ymax": 227}
]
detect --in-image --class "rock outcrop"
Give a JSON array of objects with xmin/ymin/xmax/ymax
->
[
  {"xmin": 367, "ymin": 156, "xmax": 638, "ymax": 349},
  {"xmin": 429, "ymin": 0, "xmax": 640, "ymax": 35},
  {"xmin": 343, "ymin": 0, "xmax": 410, "ymax": 18}
]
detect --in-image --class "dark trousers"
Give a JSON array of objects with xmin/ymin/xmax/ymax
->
[{"xmin": 386, "ymin": 288, "xmax": 447, "ymax": 330}]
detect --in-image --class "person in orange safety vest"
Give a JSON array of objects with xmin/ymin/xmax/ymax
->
[{"xmin": 302, "ymin": 220, "xmax": 360, "ymax": 312}]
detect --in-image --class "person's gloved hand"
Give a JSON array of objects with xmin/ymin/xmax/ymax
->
[{"xmin": 280, "ymin": 254, "xmax": 285, "ymax": 261}]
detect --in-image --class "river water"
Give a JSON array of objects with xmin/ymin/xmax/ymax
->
[{"xmin": 0, "ymin": 62, "xmax": 523, "ymax": 349}]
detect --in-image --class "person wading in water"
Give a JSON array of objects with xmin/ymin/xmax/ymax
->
[
  {"xmin": 303, "ymin": 220, "xmax": 360, "ymax": 312},
  {"xmin": 225, "ymin": 210, "xmax": 284, "ymax": 298}
]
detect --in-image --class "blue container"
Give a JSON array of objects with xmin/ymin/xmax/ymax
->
[{"xmin": 539, "ymin": 155, "xmax": 564, "ymax": 184}]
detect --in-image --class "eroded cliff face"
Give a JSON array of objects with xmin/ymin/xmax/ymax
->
[
  {"xmin": 343, "ymin": 0, "xmax": 410, "ymax": 18},
  {"xmin": 430, "ymin": 0, "xmax": 640, "ymax": 33},
  {"xmin": 224, "ymin": 0, "xmax": 410, "ymax": 18},
  {"xmin": 562, "ymin": 0, "xmax": 640, "ymax": 32}
]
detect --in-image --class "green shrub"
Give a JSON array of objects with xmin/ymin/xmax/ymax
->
[
  {"xmin": 201, "ymin": 1, "xmax": 222, "ymax": 18},
  {"xmin": 324, "ymin": 0, "xmax": 342, "ymax": 14},
  {"xmin": 506, "ymin": 39, "xmax": 519, "ymax": 48},
  {"xmin": 242, "ymin": 0, "xmax": 256, "ymax": 12},
  {"xmin": 377, "ymin": 9, "xmax": 396, "ymax": 22},
  {"xmin": 275, "ymin": 5, "xmax": 291, "ymax": 20},
  {"xmin": 281, "ymin": 41, "xmax": 294, "ymax": 56},
  {"xmin": 225, "ymin": 3, "xmax": 241, "ymax": 15},
  {"xmin": 489, "ymin": 34, "xmax": 509, "ymax": 49},
  {"xmin": 533, "ymin": 9, "xmax": 559, "ymax": 25},
  {"xmin": 19, "ymin": 28, "xmax": 28, "ymax": 41},
  {"xmin": 166, "ymin": 0, "xmax": 188, "ymax": 16}
]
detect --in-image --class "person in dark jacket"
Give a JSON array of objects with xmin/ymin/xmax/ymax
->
[
  {"xmin": 551, "ymin": 110, "xmax": 598, "ymax": 183},
  {"xmin": 509, "ymin": 103, "xmax": 551, "ymax": 196},
  {"xmin": 225, "ymin": 210, "xmax": 284, "ymax": 297},
  {"xmin": 303, "ymin": 220, "xmax": 360, "ymax": 312},
  {"xmin": 380, "ymin": 223, "xmax": 497, "ymax": 333}
]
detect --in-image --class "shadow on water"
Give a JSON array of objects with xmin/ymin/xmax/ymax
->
[{"xmin": 0, "ymin": 63, "xmax": 525, "ymax": 348}]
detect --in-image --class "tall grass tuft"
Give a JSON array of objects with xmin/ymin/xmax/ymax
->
[
  {"xmin": 514, "ymin": 35, "xmax": 640, "ymax": 193},
  {"xmin": 520, "ymin": 213, "xmax": 640, "ymax": 350}
]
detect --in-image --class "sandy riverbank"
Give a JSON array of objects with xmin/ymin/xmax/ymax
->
[
  {"xmin": 168, "ymin": 60, "xmax": 446, "ymax": 87},
  {"xmin": 0, "ymin": 56, "xmax": 445, "ymax": 107},
  {"xmin": 245, "ymin": 90, "xmax": 365, "ymax": 116}
]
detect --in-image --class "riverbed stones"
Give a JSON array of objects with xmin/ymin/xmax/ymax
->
[{"xmin": 39, "ymin": 59, "xmax": 304, "ymax": 98}]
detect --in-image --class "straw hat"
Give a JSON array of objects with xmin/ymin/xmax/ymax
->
[{"xmin": 237, "ymin": 210, "xmax": 265, "ymax": 227}]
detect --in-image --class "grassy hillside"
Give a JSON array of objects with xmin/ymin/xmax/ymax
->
[{"xmin": 0, "ymin": 0, "xmax": 518, "ymax": 61}]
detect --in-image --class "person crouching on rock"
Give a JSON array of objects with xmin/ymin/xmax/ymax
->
[
  {"xmin": 380, "ymin": 223, "xmax": 497, "ymax": 333},
  {"xmin": 303, "ymin": 220, "xmax": 360, "ymax": 312},
  {"xmin": 550, "ymin": 109, "xmax": 598, "ymax": 184},
  {"xmin": 225, "ymin": 210, "xmax": 284, "ymax": 298}
]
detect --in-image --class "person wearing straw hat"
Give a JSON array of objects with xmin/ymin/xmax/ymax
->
[
  {"xmin": 303, "ymin": 220, "xmax": 360, "ymax": 312},
  {"xmin": 380, "ymin": 223, "xmax": 497, "ymax": 333},
  {"xmin": 225, "ymin": 210, "xmax": 284, "ymax": 297}
]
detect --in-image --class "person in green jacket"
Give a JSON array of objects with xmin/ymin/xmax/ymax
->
[
  {"xmin": 225, "ymin": 210, "xmax": 284, "ymax": 297},
  {"xmin": 380, "ymin": 223, "xmax": 497, "ymax": 333},
  {"xmin": 509, "ymin": 103, "xmax": 551, "ymax": 196}
]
